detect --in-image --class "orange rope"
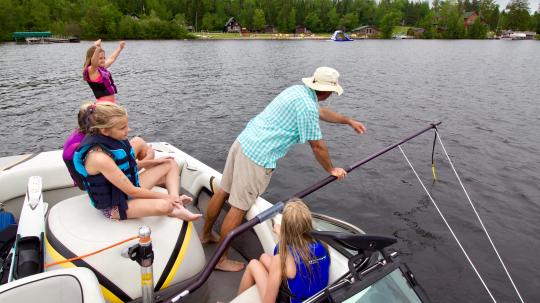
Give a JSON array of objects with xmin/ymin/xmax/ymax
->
[{"xmin": 45, "ymin": 235, "xmax": 140, "ymax": 269}]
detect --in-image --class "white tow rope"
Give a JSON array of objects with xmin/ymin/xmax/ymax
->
[
  {"xmin": 398, "ymin": 144, "xmax": 497, "ymax": 303},
  {"xmin": 434, "ymin": 130, "xmax": 525, "ymax": 303}
]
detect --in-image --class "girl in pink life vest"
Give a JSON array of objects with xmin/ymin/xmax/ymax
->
[{"xmin": 83, "ymin": 39, "xmax": 124, "ymax": 103}]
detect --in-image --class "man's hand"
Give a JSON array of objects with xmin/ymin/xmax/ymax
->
[
  {"xmin": 330, "ymin": 167, "xmax": 347, "ymax": 180},
  {"xmin": 94, "ymin": 39, "xmax": 102, "ymax": 47},
  {"xmin": 349, "ymin": 119, "xmax": 366, "ymax": 134}
]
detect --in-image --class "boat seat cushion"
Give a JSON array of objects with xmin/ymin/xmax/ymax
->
[
  {"xmin": 0, "ymin": 267, "xmax": 104, "ymax": 303},
  {"xmin": 45, "ymin": 191, "xmax": 205, "ymax": 300},
  {"xmin": 230, "ymin": 285, "xmax": 262, "ymax": 303}
]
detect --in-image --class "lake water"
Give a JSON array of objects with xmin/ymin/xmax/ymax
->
[{"xmin": 1, "ymin": 40, "xmax": 539, "ymax": 302}]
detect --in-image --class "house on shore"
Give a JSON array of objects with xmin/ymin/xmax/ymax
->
[
  {"xmin": 407, "ymin": 27, "xmax": 425, "ymax": 38},
  {"xmin": 351, "ymin": 25, "xmax": 378, "ymax": 38},
  {"xmin": 264, "ymin": 25, "xmax": 277, "ymax": 34},
  {"xmin": 224, "ymin": 17, "xmax": 241, "ymax": 33},
  {"xmin": 295, "ymin": 25, "xmax": 311, "ymax": 35},
  {"xmin": 463, "ymin": 11, "xmax": 482, "ymax": 28}
]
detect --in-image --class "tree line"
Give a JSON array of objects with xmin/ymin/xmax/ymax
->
[{"xmin": 1, "ymin": 0, "xmax": 539, "ymax": 41}]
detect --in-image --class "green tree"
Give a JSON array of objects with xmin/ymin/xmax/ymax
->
[
  {"xmin": 22, "ymin": 0, "xmax": 51, "ymax": 31},
  {"xmin": 201, "ymin": 12, "xmax": 215, "ymax": 30},
  {"xmin": 145, "ymin": 0, "xmax": 171, "ymax": 20},
  {"xmin": 0, "ymin": 0, "xmax": 21, "ymax": 40},
  {"xmin": 326, "ymin": 7, "xmax": 340, "ymax": 31},
  {"xmin": 288, "ymin": 8, "xmax": 297, "ymax": 32},
  {"xmin": 467, "ymin": 19, "xmax": 488, "ymax": 38},
  {"xmin": 339, "ymin": 12, "xmax": 359, "ymax": 30},
  {"xmin": 252, "ymin": 9, "xmax": 266, "ymax": 31},
  {"xmin": 380, "ymin": 11, "xmax": 402, "ymax": 38},
  {"xmin": 534, "ymin": 11, "xmax": 540, "ymax": 34},
  {"xmin": 439, "ymin": 0, "xmax": 466, "ymax": 38},
  {"xmin": 418, "ymin": 11, "xmax": 436, "ymax": 38},
  {"xmin": 479, "ymin": 0, "xmax": 500, "ymax": 30},
  {"xmin": 305, "ymin": 11, "xmax": 321, "ymax": 32},
  {"xmin": 80, "ymin": 0, "xmax": 122, "ymax": 39},
  {"xmin": 505, "ymin": 0, "xmax": 531, "ymax": 30}
]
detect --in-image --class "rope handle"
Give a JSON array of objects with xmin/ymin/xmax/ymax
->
[{"xmin": 44, "ymin": 235, "xmax": 140, "ymax": 269}]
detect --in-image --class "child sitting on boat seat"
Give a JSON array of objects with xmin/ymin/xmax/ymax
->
[
  {"xmin": 237, "ymin": 199, "xmax": 330, "ymax": 303},
  {"xmin": 63, "ymin": 102, "xmax": 154, "ymax": 190},
  {"xmin": 83, "ymin": 39, "xmax": 124, "ymax": 103},
  {"xmin": 71, "ymin": 102, "xmax": 201, "ymax": 221}
]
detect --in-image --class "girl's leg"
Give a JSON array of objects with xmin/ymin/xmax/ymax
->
[
  {"xmin": 137, "ymin": 160, "xmax": 200, "ymax": 220},
  {"xmin": 118, "ymin": 198, "xmax": 200, "ymax": 221},
  {"xmin": 139, "ymin": 159, "xmax": 180, "ymax": 195},
  {"xmin": 237, "ymin": 259, "xmax": 269, "ymax": 295},
  {"xmin": 130, "ymin": 137, "xmax": 153, "ymax": 160},
  {"xmin": 121, "ymin": 198, "xmax": 174, "ymax": 219},
  {"xmin": 259, "ymin": 253, "xmax": 272, "ymax": 271}
]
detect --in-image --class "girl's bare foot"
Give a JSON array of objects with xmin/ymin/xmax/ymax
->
[
  {"xmin": 170, "ymin": 205, "xmax": 201, "ymax": 221},
  {"xmin": 215, "ymin": 258, "xmax": 245, "ymax": 272},
  {"xmin": 200, "ymin": 232, "xmax": 220, "ymax": 244}
]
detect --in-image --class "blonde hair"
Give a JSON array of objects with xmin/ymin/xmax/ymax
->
[
  {"xmin": 278, "ymin": 199, "xmax": 325, "ymax": 281},
  {"xmin": 83, "ymin": 46, "xmax": 104, "ymax": 68},
  {"xmin": 81, "ymin": 102, "xmax": 127, "ymax": 135}
]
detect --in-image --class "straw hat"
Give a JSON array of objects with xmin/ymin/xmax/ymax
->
[{"xmin": 302, "ymin": 67, "xmax": 344, "ymax": 96}]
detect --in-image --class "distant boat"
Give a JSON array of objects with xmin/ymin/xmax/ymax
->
[
  {"xmin": 392, "ymin": 34, "xmax": 413, "ymax": 39},
  {"xmin": 330, "ymin": 30, "xmax": 353, "ymax": 41}
]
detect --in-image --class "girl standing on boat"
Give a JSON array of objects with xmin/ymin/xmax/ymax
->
[
  {"xmin": 83, "ymin": 39, "xmax": 124, "ymax": 103},
  {"xmin": 72, "ymin": 102, "xmax": 201, "ymax": 221},
  {"xmin": 237, "ymin": 199, "xmax": 330, "ymax": 303}
]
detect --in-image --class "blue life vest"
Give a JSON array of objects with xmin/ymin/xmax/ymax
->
[
  {"xmin": 274, "ymin": 240, "xmax": 330, "ymax": 303},
  {"xmin": 73, "ymin": 134, "xmax": 139, "ymax": 220}
]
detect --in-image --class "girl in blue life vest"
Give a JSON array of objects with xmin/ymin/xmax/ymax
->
[
  {"xmin": 237, "ymin": 199, "xmax": 330, "ymax": 303},
  {"xmin": 73, "ymin": 102, "xmax": 201, "ymax": 221},
  {"xmin": 83, "ymin": 39, "xmax": 124, "ymax": 103},
  {"xmin": 63, "ymin": 102, "xmax": 154, "ymax": 190}
]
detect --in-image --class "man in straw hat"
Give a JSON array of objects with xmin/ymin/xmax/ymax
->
[{"xmin": 201, "ymin": 67, "xmax": 366, "ymax": 272}]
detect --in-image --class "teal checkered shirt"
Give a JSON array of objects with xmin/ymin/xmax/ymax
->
[{"xmin": 238, "ymin": 85, "xmax": 322, "ymax": 169}]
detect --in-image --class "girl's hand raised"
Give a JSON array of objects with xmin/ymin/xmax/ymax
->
[
  {"xmin": 119, "ymin": 41, "xmax": 126, "ymax": 49},
  {"xmin": 94, "ymin": 39, "xmax": 102, "ymax": 47}
]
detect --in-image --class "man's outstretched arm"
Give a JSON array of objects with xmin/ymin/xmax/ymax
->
[{"xmin": 319, "ymin": 107, "xmax": 366, "ymax": 134}]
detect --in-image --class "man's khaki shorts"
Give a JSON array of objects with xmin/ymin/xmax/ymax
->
[{"xmin": 221, "ymin": 140, "xmax": 273, "ymax": 211}]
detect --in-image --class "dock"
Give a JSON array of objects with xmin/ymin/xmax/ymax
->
[{"xmin": 12, "ymin": 32, "xmax": 80, "ymax": 44}]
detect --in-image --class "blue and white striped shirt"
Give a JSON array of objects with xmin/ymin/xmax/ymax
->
[{"xmin": 238, "ymin": 85, "xmax": 322, "ymax": 169}]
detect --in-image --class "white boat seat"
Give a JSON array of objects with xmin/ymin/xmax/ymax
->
[
  {"xmin": 0, "ymin": 267, "xmax": 105, "ymax": 303},
  {"xmin": 45, "ymin": 193, "xmax": 205, "ymax": 302},
  {"xmin": 230, "ymin": 285, "xmax": 262, "ymax": 303}
]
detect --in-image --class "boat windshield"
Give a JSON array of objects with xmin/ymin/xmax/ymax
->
[{"xmin": 342, "ymin": 268, "xmax": 422, "ymax": 303}]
